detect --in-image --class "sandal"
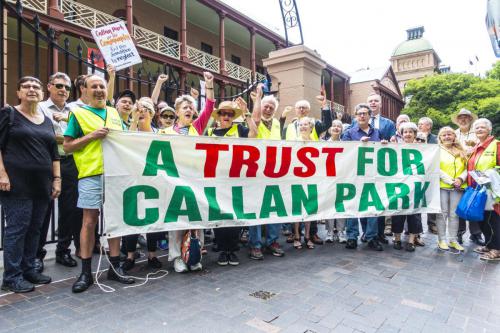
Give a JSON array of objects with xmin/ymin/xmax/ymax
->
[
  {"xmin": 414, "ymin": 237, "xmax": 425, "ymax": 247},
  {"xmin": 480, "ymin": 249, "xmax": 500, "ymax": 261},
  {"xmin": 293, "ymin": 239, "xmax": 302, "ymax": 249},
  {"xmin": 305, "ymin": 238, "xmax": 315, "ymax": 249},
  {"xmin": 286, "ymin": 234, "xmax": 294, "ymax": 243},
  {"xmin": 474, "ymin": 246, "xmax": 490, "ymax": 254}
]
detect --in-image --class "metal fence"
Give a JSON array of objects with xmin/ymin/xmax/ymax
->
[{"xmin": 0, "ymin": 0, "xmax": 258, "ymax": 250}]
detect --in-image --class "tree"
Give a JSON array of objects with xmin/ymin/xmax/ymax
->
[
  {"xmin": 486, "ymin": 60, "xmax": 500, "ymax": 80},
  {"xmin": 403, "ymin": 69, "xmax": 500, "ymax": 136}
]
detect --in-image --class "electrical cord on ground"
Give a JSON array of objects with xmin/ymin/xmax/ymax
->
[{"xmin": 95, "ymin": 244, "xmax": 169, "ymax": 293}]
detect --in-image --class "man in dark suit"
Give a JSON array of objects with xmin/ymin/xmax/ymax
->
[
  {"xmin": 366, "ymin": 93, "xmax": 396, "ymax": 141},
  {"xmin": 366, "ymin": 93, "xmax": 396, "ymax": 244}
]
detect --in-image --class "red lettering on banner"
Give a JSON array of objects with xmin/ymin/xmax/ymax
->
[
  {"xmin": 294, "ymin": 147, "xmax": 319, "ymax": 177},
  {"xmin": 322, "ymin": 147, "xmax": 344, "ymax": 177},
  {"xmin": 195, "ymin": 143, "xmax": 229, "ymax": 178},
  {"xmin": 264, "ymin": 146, "xmax": 292, "ymax": 178},
  {"xmin": 229, "ymin": 145, "xmax": 260, "ymax": 177}
]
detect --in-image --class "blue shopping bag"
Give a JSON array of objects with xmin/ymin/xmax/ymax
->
[{"xmin": 455, "ymin": 185, "xmax": 487, "ymax": 221}]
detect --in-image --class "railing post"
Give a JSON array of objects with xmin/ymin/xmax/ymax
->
[
  {"xmin": 16, "ymin": 0, "xmax": 23, "ymax": 79},
  {"xmin": 126, "ymin": 0, "xmax": 133, "ymax": 90},
  {"xmin": 33, "ymin": 15, "xmax": 40, "ymax": 78},
  {"xmin": 0, "ymin": 0, "xmax": 4, "ymax": 107},
  {"xmin": 249, "ymin": 27, "xmax": 256, "ymax": 80},
  {"xmin": 48, "ymin": 0, "xmax": 64, "ymax": 19}
]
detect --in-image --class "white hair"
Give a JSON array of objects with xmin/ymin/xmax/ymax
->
[
  {"xmin": 396, "ymin": 114, "xmax": 410, "ymax": 123},
  {"xmin": 418, "ymin": 117, "xmax": 433, "ymax": 128},
  {"xmin": 298, "ymin": 116, "xmax": 315, "ymax": 128},
  {"xmin": 399, "ymin": 122, "xmax": 418, "ymax": 135},
  {"xmin": 261, "ymin": 95, "xmax": 279, "ymax": 110},
  {"xmin": 174, "ymin": 94, "xmax": 196, "ymax": 111},
  {"xmin": 473, "ymin": 118, "xmax": 492, "ymax": 133},
  {"xmin": 295, "ymin": 100, "xmax": 311, "ymax": 109}
]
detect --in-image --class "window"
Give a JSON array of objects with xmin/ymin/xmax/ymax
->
[
  {"xmin": 201, "ymin": 42, "xmax": 213, "ymax": 55},
  {"xmin": 164, "ymin": 27, "xmax": 178, "ymax": 41},
  {"xmin": 231, "ymin": 55, "xmax": 241, "ymax": 65}
]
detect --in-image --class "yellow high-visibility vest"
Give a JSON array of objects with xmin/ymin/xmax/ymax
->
[
  {"xmin": 72, "ymin": 106, "xmax": 123, "ymax": 179},
  {"xmin": 208, "ymin": 124, "xmax": 239, "ymax": 137},
  {"xmin": 285, "ymin": 120, "xmax": 318, "ymax": 141},
  {"xmin": 257, "ymin": 118, "xmax": 281, "ymax": 140},
  {"xmin": 159, "ymin": 125, "xmax": 199, "ymax": 136},
  {"xmin": 475, "ymin": 139, "xmax": 498, "ymax": 171},
  {"xmin": 440, "ymin": 147, "xmax": 467, "ymax": 189}
]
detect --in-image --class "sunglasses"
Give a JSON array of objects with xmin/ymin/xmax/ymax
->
[
  {"xmin": 53, "ymin": 83, "xmax": 71, "ymax": 91},
  {"xmin": 218, "ymin": 111, "xmax": 235, "ymax": 118},
  {"xmin": 161, "ymin": 114, "xmax": 175, "ymax": 120},
  {"xmin": 20, "ymin": 84, "xmax": 41, "ymax": 91}
]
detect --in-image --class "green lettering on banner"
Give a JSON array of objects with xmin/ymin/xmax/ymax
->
[
  {"xmin": 142, "ymin": 140, "xmax": 179, "ymax": 177},
  {"xmin": 402, "ymin": 149, "xmax": 425, "ymax": 175},
  {"xmin": 204, "ymin": 187, "xmax": 234, "ymax": 221},
  {"xmin": 357, "ymin": 147, "xmax": 374, "ymax": 176},
  {"xmin": 123, "ymin": 185, "xmax": 159, "ymax": 226},
  {"xmin": 232, "ymin": 186, "xmax": 257, "ymax": 219},
  {"xmin": 385, "ymin": 183, "xmax": 410, "ymax": 209},
  {"xmin": 377, "ymin": 148, "xmax": 398, "ymax": 176},
  {"xmin": 359, "ymin": 183, "xmax": 384, "ymax": 211},
  {"xmin": 414, "ymin": 181, "xmax": 430, "ymax": 208},
  {"xmin": 335, "ymin": 183, "xmax": 356, "ymax": 212},
  {"xmin": 164, "ymin": 186, "xmax": 202, "ymax": 222},
  {"xmin": 291, "ymin": 184, "xmax": 318, "ymax": 215},
  {"xmin": 260, "ymin": 185, "xmax": 287, "ymax": 218}
]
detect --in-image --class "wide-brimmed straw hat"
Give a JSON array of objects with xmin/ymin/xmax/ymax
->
[
  {"xmin": 451, "ymin": 108, "xmax": 478, "ymax": 125},
  {"xmin": 211, "ymin": 101, "xmax": 242, "ymax": 120}
]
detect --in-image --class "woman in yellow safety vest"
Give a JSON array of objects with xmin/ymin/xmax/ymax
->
[
  {"xmin": 467, "ymin": 118, "xmax": 500, "ymax": 261},
  {"xmin": 158, "ymin": 72, "xmax": 215, "ymax": 274},
  {"xmin": 292, "ymin": 116, "xmax": 317, "ymax": 250},
  {"xmin": 436, "ymin": 127, "xmax": 467, "ymax": 252}
]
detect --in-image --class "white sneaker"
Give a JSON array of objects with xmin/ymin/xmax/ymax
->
[
  {"xmin": 174, "ymin": 257, "xmax": 188, "ymax": 273},
  {"xmin": 338, "ymin": 231, "xmax": 347, "ymax": 243},
  {"xmin": 190, "ymin": 262, "xmax": 202, "ymax": 271},
  {"xmin": 325, "ymin": 231, "xmax": 334, "ymax": 243}
]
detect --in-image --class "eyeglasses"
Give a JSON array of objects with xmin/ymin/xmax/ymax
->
[
  {"xmin": 218, "ymin": 111, "xmax": 235, "ymax": 118},
  {"xmin": 53, "ymin": 83, "xmax": 71, "ymax": 91},
  {"xmin": 20, "ymin": 84, "xmax": 41, "ymax": 91},
  {"xmin": 356, "ymin": 112, "xmax": 370, "ymax": 117},
  {"xmin": 161, "ymin": 114, "xmax": 175, "ymax": 120}
]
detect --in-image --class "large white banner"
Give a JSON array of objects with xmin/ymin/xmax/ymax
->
[{"xmin": 102, "ymin": 131, "xmax": 440, "ymax": 238}]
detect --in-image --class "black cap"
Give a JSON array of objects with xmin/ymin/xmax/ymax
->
[{"xmin": 115, "ymin": 89, "xmax": 136, "ymax": 104}]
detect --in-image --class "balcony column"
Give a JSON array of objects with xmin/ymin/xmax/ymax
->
[
  {"xmin": 126, "ymin": 0, "xmax": 133, "ymax": 90},
  {"xmin": 249, "ymin": 27, "xmax": 256, "ymax": 80},
  {"xmin": 48, "ymin": 0, "xmax": 63, "ymax": 19},
  {"xmin": 219, "ymin": 11, "xmax": 226, "ymax": 75},
  {"xmin": 329, "ymin": 70, "xmax": 335, "ymax": 108},
  {"xmin": 343, "ymin": 80, "xmax": 350, "ymax": 114},
  {"xmin": 219, "ymin": 81, "xmax": 225, "ymax": 99},
  {"xmin": 179, "ymin": 70, "xmax": 186, "ymax": 94},
  {"xmin": 180, "ymin": 0, "xmax": 188, "ymax": 62}
]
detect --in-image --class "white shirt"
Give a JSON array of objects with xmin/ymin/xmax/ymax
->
[{"xmin": 38, "ymin": 98, "xmax": 71, "ymax": 136}]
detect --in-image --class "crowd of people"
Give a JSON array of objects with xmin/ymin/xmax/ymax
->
[{"xmin": 0, "ymin": 66, "xmax": 498, "ymax": 294}]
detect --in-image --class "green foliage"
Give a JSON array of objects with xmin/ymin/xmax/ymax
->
[
  {"xmin": 486, "ymin": 60, "xmax": 500, "ymax": 80},
  {"xmin": 403, "ymin": 70, "xmax": 500, "ymax": 136}
]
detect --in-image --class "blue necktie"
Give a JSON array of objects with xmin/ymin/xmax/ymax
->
[{"xmin": 370, "ymin": 117, "xmax": 375, "ymax": 128}]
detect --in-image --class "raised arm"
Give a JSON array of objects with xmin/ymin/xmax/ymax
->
[
  {"xmin": 314, "ymin": 95, "xmax": 333, "ymax": 135},
  {"xmin": 251, "ymin": 84, "xmax": 264, "ymax": 127},
  {"xmin": 192, "ymin": 72, "xmax": 215, "ymax": 134},
  {"xmin": 106, "ymin": 64, "xmax": 116, "ymax": 103},
  {"xmin": 151, "ymin": 74, "xmax": 169, "ymax": 105}
]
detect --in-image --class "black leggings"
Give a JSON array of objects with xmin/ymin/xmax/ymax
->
[
  {"xmin": 478, "ymin": 211, "xmax": 500, "ymax": 250},
  {"xmin": 123, "ymin": 233, "xmax": 162, "ymax": 253},
  {"xmin": 214, "ymin": 227, "xmax": 241, "ymax": 252},
  {"xmin": 392, "ymin": 214, "xmax": 423, "ymax": 234}
]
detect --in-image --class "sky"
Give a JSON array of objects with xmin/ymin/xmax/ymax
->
[{"xmin": 221, "ymin": 0, "xmax": 498, "ymax": 76}]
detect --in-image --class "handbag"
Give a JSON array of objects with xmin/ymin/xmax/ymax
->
[
  {"xmin": 455, "ymin": 185, "xmax": 488, "ymax": 221},
  {"xmin": 181, "ymin": 230, "xmax": 202, "ymax": 268}
]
